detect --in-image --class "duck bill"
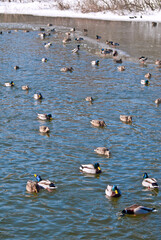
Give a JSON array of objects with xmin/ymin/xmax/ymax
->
[{"xmin": 115, "ymin": 190, "xmax": 118, "ymax": 194}]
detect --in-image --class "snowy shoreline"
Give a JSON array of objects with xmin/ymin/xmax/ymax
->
[{"xmin": 0, "ymin": 2, "xmax": 161, "ymax": 23}]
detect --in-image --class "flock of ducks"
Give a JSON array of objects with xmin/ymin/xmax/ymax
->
[{"xmin": 4, "ymin": 24, "xmax": 160, "ymax": 217}]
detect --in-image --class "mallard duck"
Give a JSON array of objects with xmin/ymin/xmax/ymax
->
[
  {"xmin": 60, "ymin": 67, "xmax": 73, "ymax": 72},
  {"xmin": 113, "ymin": 50, "xmax": 118, "ymax": 57},
  {"xmin": 96, "ymin": 35, "xmax": 101, "ymax": 40},
  {"xmin": 155, "ymin": 98, "xmax": 161, "ymax": 104},
  {"xmin": 144, "ymin": 73, "xmax": 151, "ymax": 79},
  {"xmin": 42, "ymin": 58, "xmax": 47, "ymax": 62},
  {"xmin": 155, "ymin": 59, "xmax": 161, "ymax": 66},
  {"xmin": 152, "ymin": 22, "xmax": 157, "ymax": 27},
  {"xmin": 105, "ymin": 185, "xmax": 121, "ymax": 197},
  {"xmin": 142, "ymin": 172, "xmax": 159, "ymax": 188},
  {"xmin": 37, "ymin": 114, "xmax": 52, "ymax": 121},
  {"xmin": 22, "ymin": 85, "xmax": 29, "ymax": 90},
  {"xmin": 141, "ymin": 79, "xmax": 149, "ymax": 85},
  {"xmin": 34, "ymin": 174, "xmax": 57, "ymax": 190},
  {"xmin": 70, "ymin": 27, "xmax": 75, "ymax": 32},
  {"xmin": 94, "ymin": 147, "xmax": 110, "ymax": 157},
  {"xmin": 101, "ymin": 48, "xmax": 113, "ymax": 55},
  {"xmin": 39, "ymin": 126, "xmax": 50, "ymax": 133},
  {"xmin": 90, "ymin": 120, "xmax": 106, "ymax": 127},
  {"xmin": 113, "ymin": 58, "xmax": 122, "ymax": 63},
  {"xmin": 85, "ymin": 96, "xmax": 93, "ymax": 102},
  {"xmin": 75, "ymin": 37, "xmax": 84, "ymax": 42},
  {"xmin": 44, "ymin": 42, "xmax": 52, "ymax": 48},
  {"xmin": 72, "ymin": 45, "xmax": 80, "ymax": 53},
  {"xmin": 106, "ymin": 40, "xmax": 113, "ymax": 45},
  {"xmin": 91, "ymin": 60, "xmax": 99, "ymax": 66},
  {"xmin": 112, "ymin": 42, "xmax": 119, "ymax": 46},
  {"xmin": 62, "ymin": 37, "xmax": 71, "ymax": 43},
  {"xmin": 117, "ymin": 66, "xmax": 125, "ymax": 71},
  {"xmin": 39, "ymin": 32, "xmax": 46, "ymax": 39},
  {"xmin": 26, "ymin": 180, "xmax": 40, "ymax": 193},
  {"xmin": 120, "ymin": 115, "xmax": 132, "ymax": 123},
  {"xmin": 4, "ymin": 81, "xmax": 14, "ymax": 87},
  {"xmin": 14, "ymin": 65, "xmax": 19, "ymax": 70},
  {"xmin": 121, "ymin": 204, "xmax": 156, "ymax": 216},
  {"xmin": 139, "ymin": 56, "xmax": 148, "ymax": 63},
  {"xmin": 34, "ymin": 93, "xmax": 43, "ymax": 100},
  {"xmin": 40, "ymin": 27, "xmax": 45, "ymax": 31},
  {"xmin": 80, "ymin": 163, "xmax": 102, "ymax": 174},
  {"xmin": 47, "ymin": 23, "xmax": 53, "ymax": 27}
]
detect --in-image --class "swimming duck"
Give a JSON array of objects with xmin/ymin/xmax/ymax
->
[
  {"xmin": 34, "ymin": 93, "xmax": 43, "ymax": 100},
  {"xmin": 155, "ymin": 59, "xmax": 161, "ymax": 66},
  {"xmin": 34, "ymin": 174, "xmax": 57, "ymax": 190},
  {"xmin": 155, "ymin": 98, "xmax": 161, "ymax": 104},
  {"xmin": 113, "ymin": 50, "xmax": 118, "ymax": 57},
  {"xmin": 14, "ymin": 65, "xmax": 19, "ymax": 70},
  {"xmin": 47, "ymin": 23, "xmax": 53, "ymax": 27},
  {"xmin": 70, "ymin": 27, "xmax": 75, "ymax": 32},
  {"xmin": 72, "ymin": 45, "xmax": 80, "ymax": 53},
  {"xmin": 121, "ymin": 204, "xmax": 156, "ymax": 216},
  {"xmin": 60, "ymin": 67, "xmax": 73, "ymax": 72},
  {"xmin": 94, "ymin": 147, "xmax": 110, "ymax": 157},
  {"xmin": 139, "ymin": 56, "xmax": 148, "ymax": 64},
  {"xmin": 120, "ymin": 115, "xmax": 132, "ymax": 123},
  {"xmin": 42, "ymin": 58, "xmax": 48, "ymax": 62},
  {"xmin": 44, "ymin": 42, "xmax": 52, "ymax": 48},
  {"xmin": 39, "ymin": 32, "xmax": 46, "ymax": 39},
  {"xmin": 112, "ymin": 42, "xmax": 120, "ymax": 46},
  {"xmin": 91, "ymin": 60, "xmax": 99, "ymax": 66},
  {"xmin": 113, "ymin": 58, "xmax": 122, "ymax": 63},
  {"xmin": 75, "ymin": 37, "xmax": 84, "ymax": 41},
  {"xmin": 62, "ymin": 37, "xmax": 71, "ymax": 44},
  {"xmin": 144, "ymin": 73, "xmax": 151, "ymax": 79},
  {"xmin": 90, "ymin": 120, "xmax": 106, "ymax": 127},
  {"xmin": 106, "ymin": 40, "xmax": 113, "ymax": 45},
  {"xmin": 141, "ymin": 79, "xmax": 149, "ymax": 85},
  {"xmin": 96, "ymin": 35, "xmax": 101, "ymax": 40},
  {"xmin": 117, "ymin": 66, "xmax": 125, "ymax": 71},
  {"xmin": 85, "ymin": 96, "xmax": 93, "ymax": 102},
  {"xmin": 39, "ymin": 126, "xmax": 50, "ymax": 133},
  {"xmin": 105, "ymin": 185, "xmax": 121, "ymax": 197},
  {"xmin": 37, "ymin": 114, "xmax": 52, "ymax": 121},
  {"xmin": 152, "ymin": 22, "xmax": 157, "ymax": 27},
  {"xmin": 101, "ymin": 48, "xmax": 113, "ymax": 55},
  {"xmin": 142, "ymin": 172, "xmax": 159, "ymax": 188},
  {"xmin": 26, "ymin": 180, "xmax": 40, "ymax": 193},
  {"xmin": 79, "ymin": 163, "xmax": 102, "ymax": 174},
  {"xmin": 4, "ymin": 81, "xmax": 14, "ymax": 87},
  {"xmin": 22, "ymin": 85, "xmax": 29, "ymax": 90}
]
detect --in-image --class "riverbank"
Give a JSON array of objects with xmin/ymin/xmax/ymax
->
[{"xmin": 0, "ymin": 1, "xmax": 161, "ymax": 23}]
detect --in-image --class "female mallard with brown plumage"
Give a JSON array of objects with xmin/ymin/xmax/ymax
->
[
  {"xmin": 90, "ymin": 120, "xmax": 106, "ymax": 127},
  {"xmin": 120, "ymin": 115, "xmax": 132, "ymax": 123},
  {"xmin": 94, "ymin": 147, "xmax": 110, "ymax": 157}
]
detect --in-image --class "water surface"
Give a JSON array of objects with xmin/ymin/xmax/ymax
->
[{"xmin": 0, "ymin": 15, "xmax": 161, "ymax": 240}]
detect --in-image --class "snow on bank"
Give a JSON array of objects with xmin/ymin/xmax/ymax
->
[{"xmin": 0, "ymin": 1, "xmax": 161, "ymax": 23}]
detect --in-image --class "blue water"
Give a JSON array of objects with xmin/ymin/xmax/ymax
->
[{"xmin": 0, "ymin": 17, "xmax": 161, "ymax": 239}]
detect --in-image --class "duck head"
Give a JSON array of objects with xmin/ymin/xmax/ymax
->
[
  {"xmin": 143, "ymin": 172, "xmax": 149, "ymax": 179},
  {"xmin": 11, "ymin": 81, "xmax": 14, "ymax": 86},
  {"xmin": 94, "ymin": 163, "xmax": 102, "ymax": 173},
  {"xmin": 47, "ymin": 114, "xmax": 52, "ymax": 120},
  {"xmin": 112, "ymin": 185, "xmax": 118, "ymax": 194},
  {"xmin": 34, "ymin": 174, "xmax": 42, "ymax": 182}
]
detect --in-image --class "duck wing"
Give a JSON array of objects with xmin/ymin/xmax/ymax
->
[
  {"xmin": 80, "ymin": 164, "xmax": 94, "ymax": 169},
  {"xmin": 38, "ymin": 180, "xmax": 56, "ymax": 189}
]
